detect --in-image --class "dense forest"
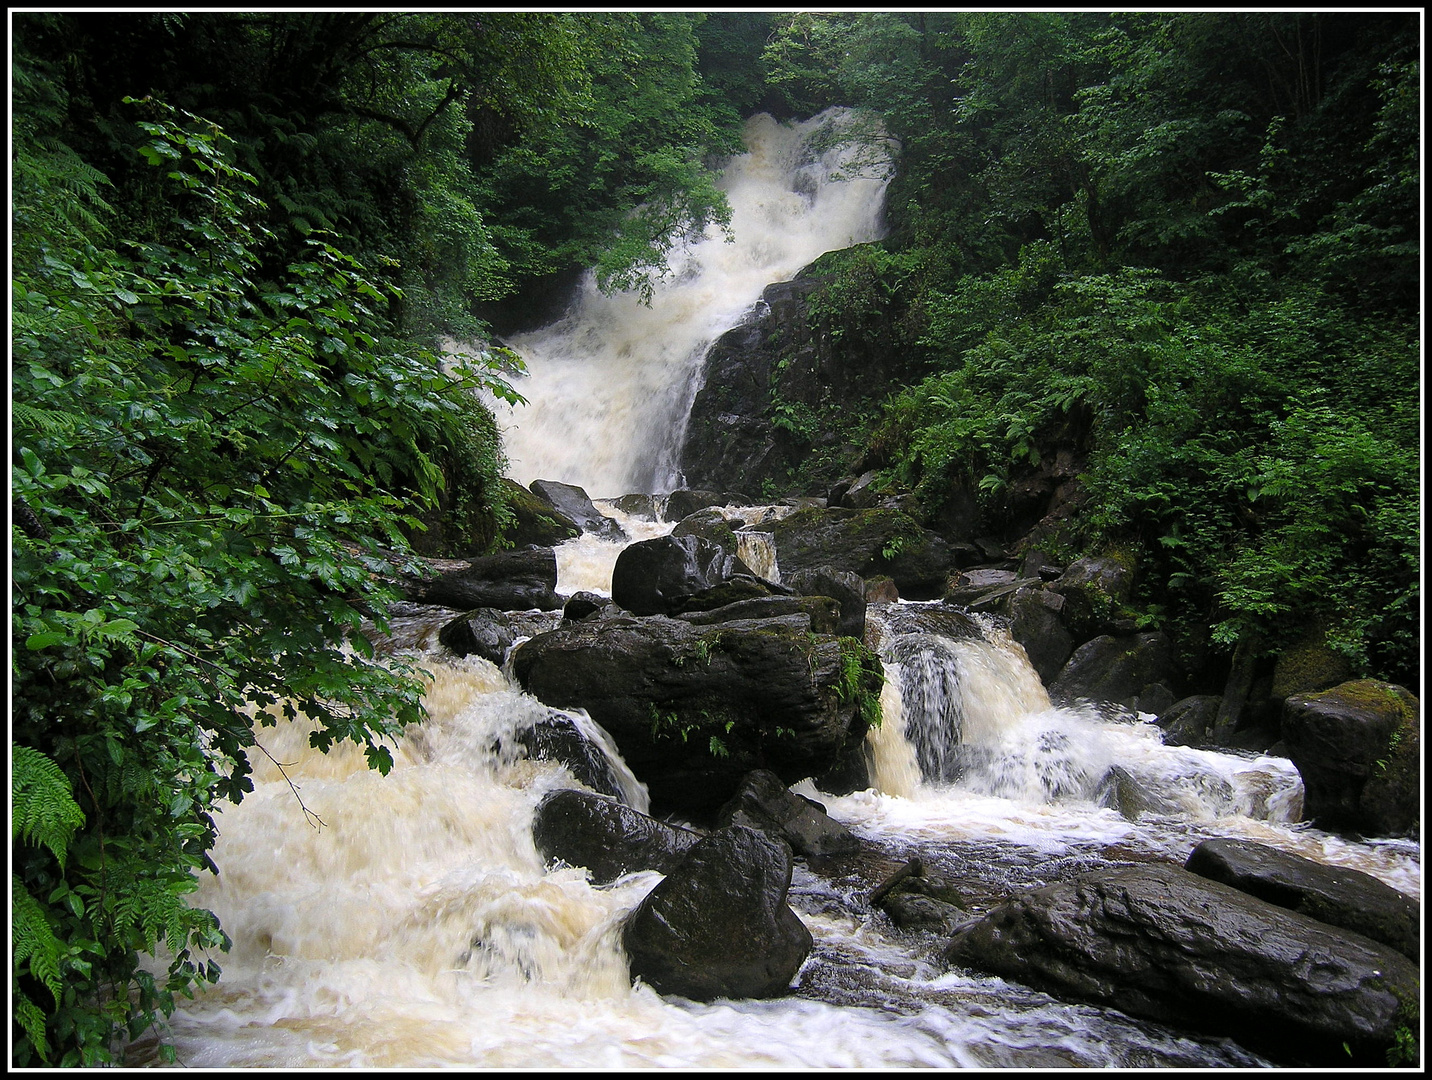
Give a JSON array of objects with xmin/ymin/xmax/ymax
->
[{"xmin": 10, "ymin": 11, "xmax": 1420, "ymax": 1066}]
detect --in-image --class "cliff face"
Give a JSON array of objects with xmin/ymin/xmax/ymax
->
[{"xmin": 679, "ymin": 268, "xmax": 921, "ymax": 498}]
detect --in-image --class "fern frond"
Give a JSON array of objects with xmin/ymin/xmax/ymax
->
[
  {"xmin": 13, "ymin": 874, "xmax": 64, "ymax": 1004},
  {"xmin": 11, "ymin": 402, "xmax": 84, "ymax": 437},
  {"xmin": 12, "ymin": 744, "xmax": 86, "ymax": 867}
]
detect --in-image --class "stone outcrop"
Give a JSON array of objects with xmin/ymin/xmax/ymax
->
[
  {"xmin": 498, "ymin": 478, "xmax": 580, "ymax": 547},
  {"xmin": 510, "ymin": 614, "xmax": 882, "ymax": 814},
  {"xmin": 1049, "ymin": 632, "xmax": 1179, "ymax": 713},
  {"xmin": 610, "ymin": 534, "xmax": 755, "ymax": 617},
  {"xmin": 772, "ymin": 507, "xmax": 952, "ymax": 600},
  {"xmin": 713, "ymin": 769, "xmax": 860, "ymax": 857},
  {"xmin": 439, "ymin": 607, "xmax": 563, "ymax": 666},
  {"xmin": 1185, "ymin": 837, "xmax": 1418, "ymax": 961},
  {"xmin": 531, "ymin": 789, "xmax": 700, "ymax": 886},
  {"xmin": 1281, "ymin": 680, "xmax": 1420, "ymax": 838},
  {"xmin": 530, "ymin": 479, "xmax": 624, "ymax": 541},
  {"xmin": 943, "ymin": 862, "xmax": 1419, "ymax": 1067},
  {"xmin": 400, "ymin": 547, "xmax": 562, "ymax": 611},
  {"xmin": 621, "ymin": 825, "xmax": 813, "ymax": 1000}
]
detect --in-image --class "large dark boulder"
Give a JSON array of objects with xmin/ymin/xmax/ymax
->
[
  {"xmin": 1006, "ymin": 585, "xmax": 1073, "ymax": 686},
  {"xmin": 610, "ymin": 534, "xmax": 754, "ymax": 617},
  {"xmin": 1049, "ymin": 632, "xmax": 1179, "ymax": 712},
  {"xmin": 676, "ymin": 594, "xmax": 840, "ymax": 635},
  {"xmin": 943, "ymin": 862, "xmax": 1419, "ymax": 1067},
  {"xmin": 400, "ymin": 547, "xmax": 562, "ymax": 611},
  {"xmin": 1048, "ymin": 553, "xmax": 1135, "ymax": 639},
  {"xmin": 499, "ymin": 478, "xmax": 581, "ymax": 547},
  {"xmin": 439, "ymin": 607, "xmax": 563, "ymax": 666},
  {"xmin": 1185, "ymin": 838, "xmax": 1418, "ymax": 961},
  {"xmin": 1157, "ymin": 694, "xmax": 1223, "ymax": 747},
  {"xmin": 772, "ymin": 507, "xmax": 952, "ymax": 601},
  {"xmin": 510, "ymin": 615, "xmax": 882, "ymax": 814},
  {"xmin": 621, "ymin": 825, "xmax": 813, "ymax": 1000},
  {"xmin": 530, "ymin": 479, "xmax": 625, "ymax": 541},
  {"xmin": 782, "ymin": 566, "xmax": 867, "ymax": 641},
  {"xmin": 662, "ymin": 489, "xmax": 729, "ymax": 523},
  {"xmin": 714, "ymin": 769, "xmax": 860, "ymax": 857},
  {"xmin": 531, "ymin": 789, "xmax": 700, "ymax": 885},
  {"xmin": 1282, "ymin": 680, "xmax": 1420, "ymax": 838}
]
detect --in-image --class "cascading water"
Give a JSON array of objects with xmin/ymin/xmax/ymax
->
[
  {"xmin": 146, "ymin": 555, "xmax": 1419, "ymax": 1069},
  {"xmin": 491, "ymin": 109, "xmax": 892, "ymax": 497},
  {"xmin": 143, "ymin": 108, "xmax": 1419, "ymax": 1069}
]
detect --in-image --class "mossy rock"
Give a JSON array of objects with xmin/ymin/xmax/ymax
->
[
  {"xmin": 498, "ymin": 478, "xmax": 580, "ymax": 547},
  {"xmin": 1270, "ymin": 629, "xmax": 1355, "ymax": 700}
]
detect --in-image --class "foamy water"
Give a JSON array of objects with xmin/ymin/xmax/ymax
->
[{"xmin": 143, "ymin": 597, "xmax": 1418, "ymax": 1068}]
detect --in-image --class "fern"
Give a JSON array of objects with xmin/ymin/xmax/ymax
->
[
  {"xmin": 12, "ymin": 744, "xmax": 86, "ymax": 868},
  {"xmin": 12, "ymin": 402, "xmax": 84, "ymax": 437}
]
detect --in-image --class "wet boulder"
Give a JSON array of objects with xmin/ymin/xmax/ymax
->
[
  {"xmin": 782, "ymin": 566, "xmax": 867, "ymax": 641},
  {"xmin": 510, "ymin": 614, "xmax": 882, "ymax": 815},
  {"xmin": 610, "ymin": 534, "xmax": 754, "ymax": 617},
  {"xmin": 1048, "ymin": 553, "xmax": 1135, "ymax": 638},
  {"xmin": 772, "ymin": 507, "xmax": 952, "ymax": 601},
  {"xmin": 401, "ymin": 547, "xmax": 562, "ymax": 611},
  {"xmin": 1006, "ymin": 585, "xmax": 1074, "ymax": 686},
  {"xmin": 1049, "ymin": 632, "xmax": 1179, "ymax": 713},
  {"xmin": 1281, "ymin": 680, "xmax": 1420, "ymax": 838},
  {"xmin": 714, "ymin": 769, "xmax": 860, "ymax": 857},
  {"xmin": 943, "ymin": 862, "xmax": 1419, "ymax": 1067},
  {"xmin": 499, "ymin": 478, "xmax": 581, "ymax": 547},
  {"xmin": 530, "ymin": 479, "xmax": 625, "ymax": 541},
  {"xmin": 439, "ymin": 607, "xmax": 563, "ymax": 666},
  {"xmin": 869, "ymin": 857, "xmax": 970, "ymax": 934},
  {"xmin": 499, "ymin": 713, "xmax": 631, "ymax": 802},
  {"xmin": 562, "ymin": 591, "xmax": 610, "ymax": 622},
  {"xmin": 1157, "ymin": 694, "xmax": 1222, "ymax": 747},
  {"xmin": 662, "ymin": 488, "xmax": 729, "ymax": 523},
  {"xmin": 676, "ymin": 594, "xmax": 840, "ymax": 635},
  {"xmin": 531, "ymin": 789, "xmax": 700, "ymax": 886},
  {"xmin": 1185, "ymin": 838, "xmax": 1418, "ymax": 961},
  {"xmin": 621, "ymin": 825, "xmax": 813, "ymax": 1000},
  {"xmin": 609, "ymin": 493, "xmax": 659, "ymax": 521},
  {"xmin": 670, "ymin": 507, "xmax": 743, "ymax": 556}
]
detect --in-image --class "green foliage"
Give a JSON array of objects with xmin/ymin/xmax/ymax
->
[
  {"xmin": 836, "ymin": 638, "xmax": 884, "ymax": 730},
  {"xmin": 9, "ymin": 87, "xmax": 524, "ymax": 1065}
]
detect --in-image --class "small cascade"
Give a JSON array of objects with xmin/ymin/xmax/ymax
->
[
  {"xmin": 864, "ymin": 662, "xmax": 921, "ymax": 797},
  {"xmin": 734, "ymin": 530, "xmax": 779, "ymax": 582}
]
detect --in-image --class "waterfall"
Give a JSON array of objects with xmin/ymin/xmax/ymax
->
[
  {"xmin": 492, "ymin": 109, "xmax": 892, "ymax": 498},
  {"xmin": 863, "ymin": 605, "xmax": 1313, "ymax": 819}
]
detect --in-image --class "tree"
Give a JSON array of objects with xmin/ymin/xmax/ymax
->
[{"xmin": 11, "ymin": 83, "xmax": 517, "ymax": 1064}]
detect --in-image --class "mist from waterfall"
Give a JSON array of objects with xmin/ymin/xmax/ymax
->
[{"xmin": 493, "ymin": 108, "xmax": 892, "ymax": 498}]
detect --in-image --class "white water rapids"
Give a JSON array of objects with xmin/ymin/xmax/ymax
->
[
  {"xmin": 140, "ymin": 111, "xmax": 1420, "ymax": 1069},
  {"xmin": 141, "ymin": 513, "xmax": 1420, "ymax": 1069}
]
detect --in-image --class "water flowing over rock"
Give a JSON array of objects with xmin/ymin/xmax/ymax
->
[
  {"xmin": 621, "ymin": 825, "xmax": 813, "ymax": 1000},
  {"xmin": 497, "ymin": 109, "xmax": 891, "ymax": 496},
  {"xmin": 714, "ymin": 769, "xmax": 860, "ymax": 857},
  {"xmin": 531, "ymin": 789, "xmax": 700, "ymax": 886},
  {"xmin": 1185, "ymin": 837, "xmax": 1419, "ymax": 960},
  {"xmin": 943, "ymin": 862, "xmax": 1419, "ymax": 1067},
  {"xmin": 510, "ymin": 614, "xmax": 881, "ymax": 814}
]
